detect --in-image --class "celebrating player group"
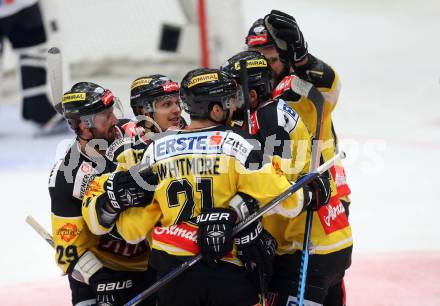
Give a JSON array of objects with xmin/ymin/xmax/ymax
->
[{"xmin": 49, "ymin": 10, "xmax": 352, "ymax": 306}]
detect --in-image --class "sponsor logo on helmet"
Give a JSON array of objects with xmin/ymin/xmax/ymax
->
[
  {"xmin": 131, "ymin": 78, "xmax": 153, "ymax": 90},
  {"xmin": 246, "ymin": 34, "xmax": 269, "ymax": 46},
  {"xmin": 62, "ymin": 93, "xmax": 86, "ymax": 104},
  {"xmin": 187, "ymin": 73, "xmax": 219, "ymax": 88},
  {"xmin": 57, "ymin": 223, "xmax": 81, "ymax": 242},
  {"xmin": 234, "ymin": 58, "xmax": 268, "ymax": 70},
  {"xmin": 100, "ymin": 90, "xmax": 114, "ymax": 106},
  {"xmin": 162, "ymin": 82, "xmax": 179, "ymax": 92},
  {"xmin": 253, "ymin": 26, "xmax": 266, "ymax": 34}
]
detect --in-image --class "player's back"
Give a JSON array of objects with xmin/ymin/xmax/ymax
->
[{"xmin": 144, "ymin": 125, "xmax": 260, "ymax": 228}]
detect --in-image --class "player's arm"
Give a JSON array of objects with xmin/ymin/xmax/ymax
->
[
  {"xmin": 49, "ymin": 170, "xmax": 99, "ymax": 277},
  {"xmin": 228, "ymin": 132, "xmax": 328, "ymax": 216},
  {"xmin": 82, "ymin": 167, "xmax": 157, "ymax": 234}
]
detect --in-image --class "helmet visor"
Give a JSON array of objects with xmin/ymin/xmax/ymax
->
[
  {"xmin": 80, "ymin": 96, "xmax": 124, "ymax": 128},
  {"xmin": 221, "ymin": 86, "xmax": 244, "ymax": 111}
]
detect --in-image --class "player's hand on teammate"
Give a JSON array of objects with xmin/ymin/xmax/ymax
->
[
  {"xmin": 235, "ymin": 221, "xmax": 277, "ymax": 279},
  {"xmin": 303, "ymin": 173, "xmax": 331, "ymax": 211},
  {"xmin": 103, "ymin": 168, "xmax": 158, "ymax": 213},
  {"xmin": 196, "ymin": 208, "xmax": 238, "ymax": 263},
  {"xmin": 264, "ymin": 10, "xmax": 308, "ymax": 65}
]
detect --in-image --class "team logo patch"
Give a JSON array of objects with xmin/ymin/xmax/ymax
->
[
  {"xmin": 57, "ymin": 223, "xmax": 80, "ymax": 242},
  {"xmin": 131, "ymin": 78, "xmax": 152, "ymax": 89},
  {"xmin": 62, "ymin": 93, "xmax": 86, "ymax": 104},
  {"xmin": 234, "ymin": 58, "xmax": 268, "ymax": 70},
  {"xmin": 187, "ymin": 73, "xmax": 218, "ymax": 88}
]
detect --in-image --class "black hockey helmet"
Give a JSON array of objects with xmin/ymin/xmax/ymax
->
[
  {"xmin": 221, "ymin": 51, "xmax": 273, "ymax": 103},
  {"xmin": 245, "ymin": 18, "xmax": 275, "ymax": 49},
  {"xmin": 130, "ymin": 75, "xmax": 180, "ymax": 115},
  {"xmin": 61, "ymin": 82, "xmax": 116, "ymax": 120},
  {"xmin": 180, "ymin": 68, "xmax": 243, "ymax": 119}
]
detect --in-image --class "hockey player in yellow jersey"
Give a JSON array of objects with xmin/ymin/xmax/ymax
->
[
  {"xmin": 245, "ymin": 11, "xmax": 353, "ymax": 306},
  {"xmin": 49, "ymin": 82, "xmax": 157, "ymax": 306},
  {"xmin": 82, "ymin": 68, "xmax": 332, "ymax": 306},
  {"xmin": 129, "ymin": 74, "xmax": 187, "ymax": 137}
]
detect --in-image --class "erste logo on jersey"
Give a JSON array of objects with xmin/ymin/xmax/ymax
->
[
  {"xmin": 154, "ymin": 131, "xmax": 225, "ymax": 161},
  {"xmin": 154, "ymin": 131, "xmax": 254, "ymax": 165}
]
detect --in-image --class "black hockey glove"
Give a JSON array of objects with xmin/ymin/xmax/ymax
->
[
  {"xmin": 89, "ymin": 268, "xmax": 136, "ymax": 306},
  {"xmin": 196, "ymin": 208, "xmax": 237, "ymax": 263},
  {"xmin": 302, "ymin": 172, "xmax": 331, "ymax": 211},
  {"xmin": 103, "ymin": 168, "xmax": 158, "ymax": 213},
  {"xmin": 264, "ymin": 10, "xmax": 308, "ymax": 66},
  {"xmin": 235, "ymin": 223, "xmax": 277, "ymax": 278}
]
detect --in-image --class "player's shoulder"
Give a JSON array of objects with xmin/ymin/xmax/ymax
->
[
  {"xmin": 48, "ymin": 142, "xmax": 100, "ymax": 201},
  {"xmin": 256, "ymin": 99, "xmax": 299, "ymax": 135}
]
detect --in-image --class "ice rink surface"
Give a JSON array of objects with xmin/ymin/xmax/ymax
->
[{"xmin": 1, "ymin": 0, "xmax": 440, "ymax": 305}]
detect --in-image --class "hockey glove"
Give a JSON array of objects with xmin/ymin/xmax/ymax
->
[
  {"xmin": 196, "ymin": 208, "xmax": 237, "ymax": 263},
  {"xmin": 229, "ymin": 193, "xmax": 277, "ymax": 279},
  {"xmin": 264, "ymin": 10, "xmax": 308, "ymax": 66},
  {"xmin": 103, "ymin": 168, "xmax": 158, "ymax": 213},
  {"xmin": 302, "ymin": 172, "xmax": 331, "ymax": 211},
  {"xmin": 89, "ymin": 268, "xmax": 136, "ymax": 306}
]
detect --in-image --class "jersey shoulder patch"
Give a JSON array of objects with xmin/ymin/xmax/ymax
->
[
  {"xmin": 105, "ymin": 136, "xmax": 134, "ymax": 161},
  {"xmin": 276, "ymin": 99, "xmax": 299, "ymax": 134},
  {"xmin": 221, "ymin": 131, "xmax": 255, "ymax": 165},
  {"xmin": 72, "ymin": 161, "xmax": 98, "ymax": 200}
]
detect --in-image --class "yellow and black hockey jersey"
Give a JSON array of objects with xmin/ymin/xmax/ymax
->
[
  {"xmin": 49, "ymin": 122, "xmax": 150, "ymax": 275},
  {"xmin": 83, "ymin": 126, "xmax": 308, "ymax": 267},
  {"xmin": 271, "ymin": 54, "xmax": 353, "ymax": 255}
]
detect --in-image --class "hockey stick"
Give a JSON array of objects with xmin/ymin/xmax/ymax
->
[
  {"xmin": 290, "ymin": 77, "xmax": 325, "ymax": 306},
  {"xmin": 124, "ymin": 151, "xmax": 345, "ymax": 306},
  {"xmin": 25, "ymin": 215, "xmax": 54, "ymax": 248},
  {"xmin": 35, "ymin": 47, "xmax": 64, "ymax": 136},
  {"xmin": 47, "ymin": 47, "xmax": 63, "ymax": 114},
  {"xmin": 239, "ymin": 59, "xmax": 252, "ymax": 134}
]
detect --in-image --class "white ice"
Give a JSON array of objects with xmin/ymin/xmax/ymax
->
[{"xmin": 0, "ymin": 0, "xmax": 439, "ymax": 293}]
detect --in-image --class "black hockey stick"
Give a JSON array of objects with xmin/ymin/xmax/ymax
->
[
  {"xmin": 239, "ymin": 59, "xmax": 252, "ymax": 134},
  {"xmin": 124, "ymin": 151, "xmax": 345, "ymax": 306},
  {"xmin": 289, "ymin": 77, "xmax": 325, "ymax": 306}
]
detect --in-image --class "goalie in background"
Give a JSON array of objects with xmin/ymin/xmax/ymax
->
[{"xmin": 0, "ymin": 0, "xmax": 61, "ymax": 132}]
